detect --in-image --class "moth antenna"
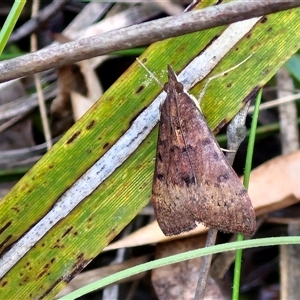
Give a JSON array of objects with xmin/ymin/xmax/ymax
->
[
  {"xmin": 136, "ymin": 58, "xmax": 164, "ymax": 88},
  {"xmin": 198, "ymin": 53, "xmax": 254, "ymax": 105}
]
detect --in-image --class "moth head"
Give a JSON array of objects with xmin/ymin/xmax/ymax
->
[
  {"xmin": 175, "ymin": 82, "xmax": 184, "ymax": 93},
  {"xmin": 163, "ymin": 81, "xmax": 184, "ymax": 93}
]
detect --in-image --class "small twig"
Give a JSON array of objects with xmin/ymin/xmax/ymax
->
[
  {"xmin": 0, "ymin": 0, "xmax": 299, "ymax": 83},
  {"xmin": 194, "ymin": 229, "xmax": 218, "ymax": 300},
  {"xmin": 31, "ymin": 0, "xmax": 52, "ymax": 150},
  {"xmin": 277, "ymin": 68, "xmax": 300, "ymax": 299},
  {"xmin": 0, "ymin": 114, "xmax": 24, "ymax": 133},
  {"xmin": 0, "ymin": 84, "xmax": 57, "ymax": 121},
  {"xmin": 277, "ymin": 69, "xmax": 299, "ymax": 154},
  {"xmin": 248, "ymin": 92, "xmax": 300, "ymax": 114}
]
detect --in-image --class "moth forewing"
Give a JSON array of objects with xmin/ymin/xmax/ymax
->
[
  {"xmin": 151, "ymin": 71, "xmax": 198, "ymax": 236},
  {"xmin": 151, "ymin": 65, "xmax": 256, "ymax": 237}
]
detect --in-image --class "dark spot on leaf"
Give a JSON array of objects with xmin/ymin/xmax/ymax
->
[
  {"xmin": 62, "ymin": 227, "xmax": 73, "ymax": 238},
  {"xmin": 12, "ymin": 207, "xmax": 20, "ymax": 212},
  {"xmin": 267, "ymin": 27, "xmax": 272, "ymax": 32},
  {"xmin": 178, "ymin": 45, "xmax": 187, "ymax": 53},
  {"xmin": 86, "ymin": 120, "xmax": 95, "ymax": 130},
  {"xmin": 0, "ymin": 222, "xmax": 11, "ymax": 235},
  {"xmin": 37, "ymin": 270, "xmax": 47, "ymax": 279},
  {"xmin": 105, "ymin": 226, "xmax": 117, "ymax": 240},
  {"xmin": 227, "ymin": 83, "xmax": 232, "ymax": 88},
  {"xmin": 260, "ymin": 16, "xmax": 268, "ymax": 23},
  {"xmin": 103, "ymin": 143, "xmax": 109, "ymax": 149},
  {"xmin": 66, "ymin": 131, "xmax": 81, "ymax": 144},
  {"xmin": 77, "ymin": 253, "xmax": 84, "ymax": 260},
  {"xmin": 136, "ymin": 85, "xmax": 144, "ymax": 94},
  {"xmin": 2, "ymin": 281, "xmax": 8, "ymax": 287}
]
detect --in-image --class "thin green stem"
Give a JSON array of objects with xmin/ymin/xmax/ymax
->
[
  {"xmin": 60, "ymin": 236, "xmax": 300, "ymax": 300},
  {"xmin": 232, "ymin": 89, "xmax": 262, "ymax": 300},
  {"xmin": 0, "ymin": 1, "xmax": 26, "ymax": 55},
  {"xmin": 244, "ymin": 89, "xmax": 262, "ymax": 189}
]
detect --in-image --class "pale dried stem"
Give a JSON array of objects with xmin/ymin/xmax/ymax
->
[
  {"xmin": 194, "ymin": 228, "xmax": 218, "ymax": 300},
  {"xmin": 31, "ymin": 0, "xmax": 52, "ymax": 150},
  {"xmin": 277, "ymin": 69, "xmax": 300, "ymax": 299}
]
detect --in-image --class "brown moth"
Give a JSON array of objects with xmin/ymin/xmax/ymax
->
[{"xmin": 151, "ymin": 65, "xmax": 256, "ymax": 237}]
